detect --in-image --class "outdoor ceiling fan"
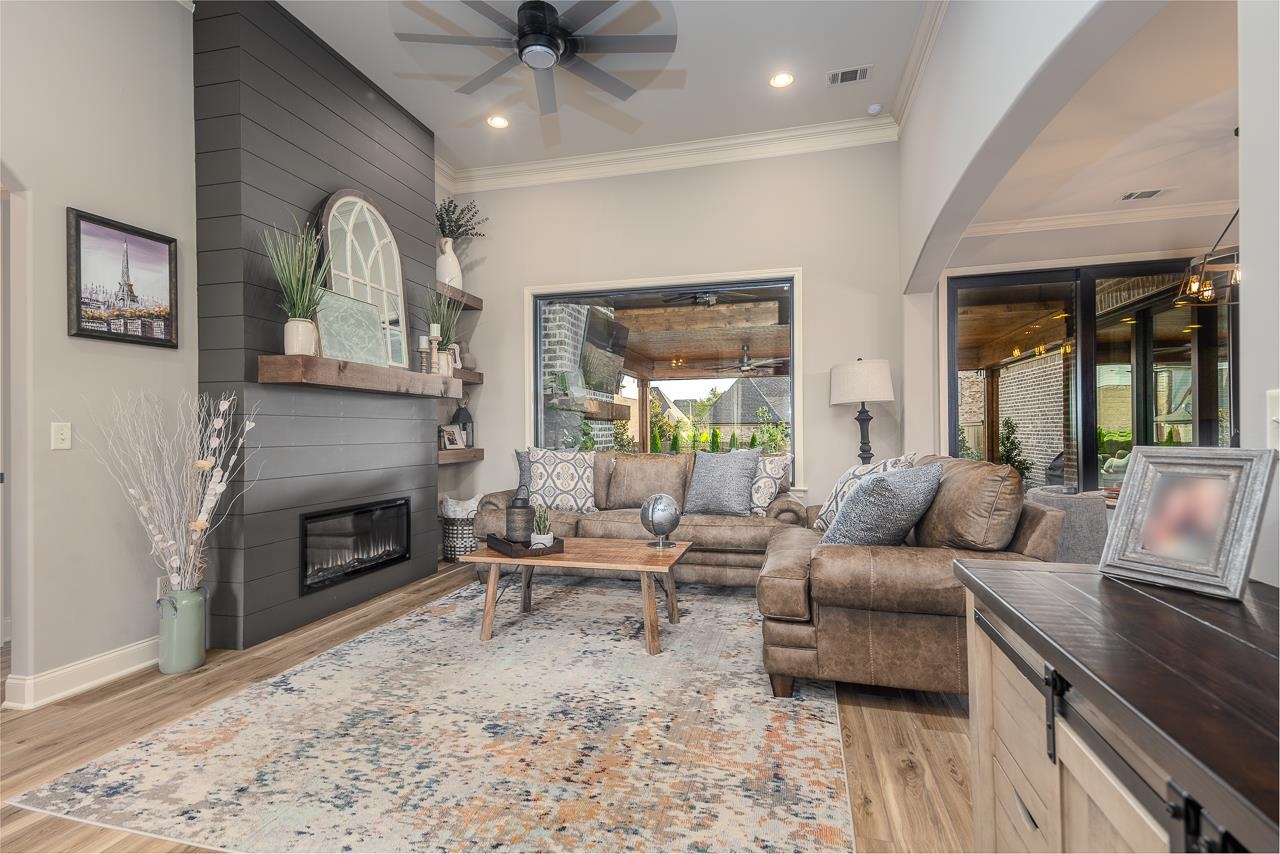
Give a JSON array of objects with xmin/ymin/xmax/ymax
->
[
  {"xmin": 662, "ymin": 291, "xmax": 721, "ymax": 308},
  {"xmin": 396, "ymin": 0, "xmax": 677, "ymax": 115},
  {"xmin": 715, "ymin": 345, "xmax": 788, "ymax": 374}
]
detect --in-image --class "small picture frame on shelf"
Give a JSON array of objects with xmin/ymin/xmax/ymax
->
[
  {"xmin": 440, "ymin": 424, "xmax": 465, "ymax": 450},
  {"xmin": 1100, "ymin": 446, "xmax": 1278, "ymax": 600}
]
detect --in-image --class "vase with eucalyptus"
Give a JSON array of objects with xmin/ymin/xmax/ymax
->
[
  {"xmin": 263, "ymin": 218, "xmax": 330, "ymax": 356},
  {"xmin": 88, "ymin": 392, "xmax": 258, "ymax": 673},
  {"xmin": 434, "ymin": 197, "xmax": 487, "ymax": 292}
]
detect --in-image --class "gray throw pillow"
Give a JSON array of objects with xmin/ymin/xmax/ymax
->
[
  {"xmin": 819, "ymin": 463, "xmax": 944, "ymax": 546},
  {"xmin": 684, "ymin": 449, "xmax": 760, "ymax": 516},
  {"xmin": 515, "ymin": 449, "xmax": 531, "ymax": 489}
]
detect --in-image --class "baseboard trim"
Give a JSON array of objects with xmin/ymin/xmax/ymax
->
[{"xmin": 2, "ymin": 636, "xmax": 158, "ymax": 711}]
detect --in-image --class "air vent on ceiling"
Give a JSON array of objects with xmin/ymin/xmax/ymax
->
[
  {"xmin": 1119, "ymin": 189, "xmax": 1166, "ymax": 201},
  {"xmin": 827, "ymin": 65, "xmax": 872, "ymax": 86}
]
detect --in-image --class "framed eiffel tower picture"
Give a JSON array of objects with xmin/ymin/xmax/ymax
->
[{"xmin": 67, "ymin": 208, "xmax": 178, "ymax": 348}]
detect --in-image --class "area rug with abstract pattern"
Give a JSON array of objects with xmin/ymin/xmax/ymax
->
[{"xmin": 11, "ymin": 577, "xmax": 853, "ymax": 852}]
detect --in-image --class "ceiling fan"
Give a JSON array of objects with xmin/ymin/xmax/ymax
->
[
  {"xmin": 715, "ymin": 345, "xmax": 789, "ymax": 374},
  {"xmin": 396, "ymin": 1, "xmax": 677, "ymax": 116},
  {"xmin": 662, "ymin": 291, "xmax": 721, "ymax": 308}
]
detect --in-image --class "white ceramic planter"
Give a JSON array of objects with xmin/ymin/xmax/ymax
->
[
  {"xmin": 436, "ymin": 237, "xmax": 462, "ymax": 289},
  {"xmin": 530, "ymin": 532, "xmax": 555, "ymax": 548},
  {"xmin": 283, "ymin": 318, "xmax": 318, "ymax": 356}
]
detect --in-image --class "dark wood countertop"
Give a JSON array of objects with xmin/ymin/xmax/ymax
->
[{"xmin": 956, "ymin": 559, "xmax": 1278, "ymax": 852}]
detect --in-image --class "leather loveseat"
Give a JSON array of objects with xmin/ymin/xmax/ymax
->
[
  {"xmin": 757, "ymin": 455, "xmax": 1065, "ymax": 697},
  {"xmin": 474, "ymin": 451, "xmax": 807, "ymax": 586}
]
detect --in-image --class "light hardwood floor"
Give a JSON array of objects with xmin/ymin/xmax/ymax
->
[{"xmin": 0, "ymin": 571, "xmax": 971, "ymax": 853}]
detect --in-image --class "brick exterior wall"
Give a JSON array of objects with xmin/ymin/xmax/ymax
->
[{"xmin": 998, "ymin": 352, "xmax": 1064, "ymax": 489}]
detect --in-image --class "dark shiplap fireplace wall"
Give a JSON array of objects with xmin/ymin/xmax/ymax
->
[{"xmin": 194, "ymin": 1, "xmax": 441, "ymax": 649}]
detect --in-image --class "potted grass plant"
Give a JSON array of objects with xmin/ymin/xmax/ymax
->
[
  {"xmin": 530, "ymin": 505, "xmax": 555, "ymax": 549},
  {"xmin": 426, "ymin": 288, "xmax": 466, "ymax": 375},
  {"xmin": 263, "ymin": 218, "xmax": 330, "ymax": 356}
]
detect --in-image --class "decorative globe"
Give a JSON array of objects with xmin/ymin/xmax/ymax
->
[{"xmin": 640, "ymin": 493, "xmax": 681, "ymax": 548}]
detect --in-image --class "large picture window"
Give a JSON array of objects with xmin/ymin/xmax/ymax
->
[
  {"xmin": 947, "ymin": 258, "xmax": 1238, "ymax": 492},
  {"xmin": 532, "ymin": 281, "xmax": 794, "ymax": 461}
]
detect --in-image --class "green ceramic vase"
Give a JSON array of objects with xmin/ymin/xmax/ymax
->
[{"xmin": 158, "ymin": 588, "xmax": 206, "ymax": 674}]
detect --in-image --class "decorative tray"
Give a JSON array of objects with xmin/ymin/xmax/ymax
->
[{"xmin": 485, "ymin": 534, "xmax": 565, "ymax": 557}]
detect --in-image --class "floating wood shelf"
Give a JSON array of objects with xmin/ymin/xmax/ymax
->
[
  {"xmin": 437, "ymin": 283, "xmax": 482, "ymax": 311},
  {"xmin": 257, "ymin": 355, "xmax": 463, "ymax": 398},
  {"xmin": 455, "ymin": 368, "xmax": 484, "ymax": 386},
  {"xmin": 439, "ymin": 447, "xmax": 484, "ymax": 465}
]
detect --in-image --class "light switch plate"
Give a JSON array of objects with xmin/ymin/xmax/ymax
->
[
  {"xmin": 1267, "ymin": 389, "xmax": 1279, "ymax": 450},
  {"xmin": 50, "ymin": 422, "xmax": 72, "ymax": 450}
]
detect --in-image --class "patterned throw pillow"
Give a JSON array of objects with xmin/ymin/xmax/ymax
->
[
  {"xmin": 819, "ymin": 464, "xmax": 944, "ymax": 546},
  {"xmin": 751, "ymin": 453, "xmax": 793, "ymax": 516},
  {"xmin": 684, "ymin": 449, "xmax": 760, "ymax": 516},
  {"xmin": 528, "ymin": 448, "xmax": 596, "ymax": 513},
  {"xmin": 813, "ymin": 453, "xmax": 917, "ymax": 531}
]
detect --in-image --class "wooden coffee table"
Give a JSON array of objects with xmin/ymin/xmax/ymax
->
[{"xmin": 462, "ymin": 537, "xmax": 691, "ymax": 654}]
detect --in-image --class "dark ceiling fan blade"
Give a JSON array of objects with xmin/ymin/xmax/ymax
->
[
  {"xmin": 461, "ymin": 0, "xmax": 518, "ymax": 34},
  {"xmin": 575, "ymin": 34, "xmax": 677, "ymax": 54},
  {"xmin": 456, "ymin": 53, "xmax": 522, "ymax": 95},
  {"xmin": 534, "ymin": 68, "xmax": 558, "ymax": 115},
  {"xmin": 560, "ymin": 55, "xmax": 636, "ymax": 100},
  {"xmin": 558, "ymin": 0, "xmax": 617, "ymax": 33},
  {"xmin": 396, "ymin": 32, "xmax": 516, "ymax": 48}
]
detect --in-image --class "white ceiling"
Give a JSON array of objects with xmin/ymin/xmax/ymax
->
[
  {"xmin": 971, "ymin": 0, "xmax": 1238, "ymax": 229},
  {"xmin": 282, "ymin": 0, "xmax": 927, "ymax": 170}
]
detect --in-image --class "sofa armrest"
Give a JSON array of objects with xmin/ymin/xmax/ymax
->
[
  {"xmin": 806, "ymin": 505, "xmax": 823, "ymax": 529},
  {"xmin": 478, "ymin": 489, "xmax": 517, "ymax": 513},
  {"xmin": 1007, "ymin": 501, "xmax": 1066, "ymax": 562},
  {"xmin": 757, "ymin": 527, "xmax": 820, "ymax": 622},
  {"xmin": 765, "ymin": 493, "xmax": 807, "ymax": 526}
]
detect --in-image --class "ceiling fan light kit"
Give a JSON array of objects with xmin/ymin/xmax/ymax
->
[{"xmin": 397, "ymin": 0, "xmax": 677, "ymax": 116}]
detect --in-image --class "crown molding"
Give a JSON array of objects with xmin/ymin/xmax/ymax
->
[
  {"xmin": 893, "ymin": 0, "xmax": 947, "ymax": 132},
  {"xmin": 435, "ymin": 158, "xmax": 458, "ymax": 199},
  {"xmin": 962, "ymin": 200, "xmax": 1239, "ymax": 238},
  {"xmin": 440, "ymin": 116, "xmax": 899, "ymax": 195}
]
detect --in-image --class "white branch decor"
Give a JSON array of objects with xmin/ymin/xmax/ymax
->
[{"xmin": 87, "ymin": 392, "xmax": 259, "ymax": 591}]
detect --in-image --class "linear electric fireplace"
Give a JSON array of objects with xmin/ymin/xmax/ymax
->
[{"xmin": 300, "ymin": 498, "xmax": 411, "ymax": 594}]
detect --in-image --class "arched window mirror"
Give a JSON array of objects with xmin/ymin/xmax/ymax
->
[{"xmin": 321, "ymin": 191, "xmax": 409, "ymax": 366}]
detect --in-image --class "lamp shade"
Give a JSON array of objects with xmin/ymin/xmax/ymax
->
[{"xmin": 830, "ymin": 360, "xmax": 894, "ymax": 406}]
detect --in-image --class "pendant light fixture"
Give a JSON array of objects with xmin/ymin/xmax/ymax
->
[{"xmin": 1174, "ymin": 209, "xmax": 1240, "ymax": 308}]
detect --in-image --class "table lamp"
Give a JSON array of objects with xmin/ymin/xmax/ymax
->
[{"xmin": 831, "ymin": 359, "xmax": 895, "ymax": 464}]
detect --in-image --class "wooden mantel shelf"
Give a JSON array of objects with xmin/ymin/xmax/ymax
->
[{"xmin": 257, "ymin": 355, "xmax": 463, "ymax": 399}]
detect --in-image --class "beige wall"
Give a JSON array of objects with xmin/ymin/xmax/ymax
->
[
  {"xmin": 2, "ymin": 1, "xmax": 198, "ymax": 676},
  {"xmin": 1237, "ymin": 0, "xmax": 1279, "ymax": 586},
  {"xmin": 438, "ymin": 144, "xmax": 903, "ymax": 503}
]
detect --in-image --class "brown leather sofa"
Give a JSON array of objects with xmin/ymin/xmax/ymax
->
[
  {"xmin": 757, "ymin": 455, "xmax": 1065, "ymax": 697},
  {"xmin": 474, "ymin": 451, "xmax": 808, "ymax": 586}
]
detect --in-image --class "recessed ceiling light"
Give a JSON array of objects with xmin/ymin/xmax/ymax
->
[
  {"xmin": 486, "ymin": 115, "xmax": 509, "ymax": 129},
  {"xmin": 769, "ymin": 72, "xmax": 795, "ymax": 89},
  {"xmin": 867, "ymin": 103, "xmax": 882, "ymax": 116}
]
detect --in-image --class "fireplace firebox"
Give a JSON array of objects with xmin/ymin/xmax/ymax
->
[{"xmin": 300, "ymin": 498, "xmax": 410, "ymax": 594}]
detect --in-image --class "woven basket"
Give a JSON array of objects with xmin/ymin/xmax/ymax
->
[{"xmin": 440, "ymin": 513, "xmax": 477, "ymax": 562}]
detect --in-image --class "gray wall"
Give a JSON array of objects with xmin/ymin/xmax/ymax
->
[
  {"xmin": 2, "ymin": 0, "xmax": 199, "ymax": 677},
  {"xmin": 194, "ymin": 1, "xmax": 440, "ymax": 648}
]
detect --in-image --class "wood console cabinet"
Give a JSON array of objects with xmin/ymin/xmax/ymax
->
[{"xmin": 958, "ymin": 560, "xmax": 1278, "ymax": 853}]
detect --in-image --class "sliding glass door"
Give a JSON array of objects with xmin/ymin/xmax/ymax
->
[{"xmin": 949, "ymin": 259, "xmax": 1237, "ymax": 492}]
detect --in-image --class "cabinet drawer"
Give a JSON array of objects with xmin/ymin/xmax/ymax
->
[
  {"xmin": 992, "ymin": 646, "xmax": 1057, "ymax": 809},
  {"xmin": 994, "ymin": 737, "xmax": 1056, "ymax": 852}
]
